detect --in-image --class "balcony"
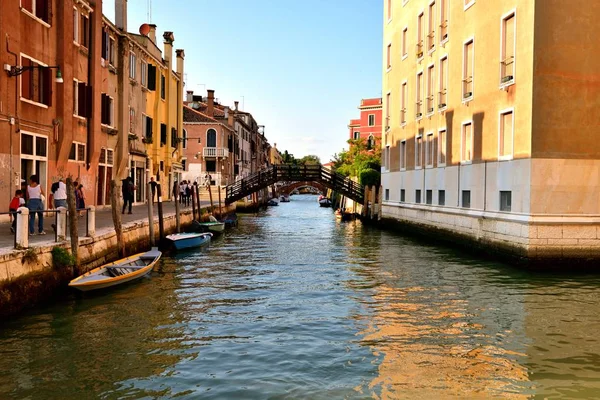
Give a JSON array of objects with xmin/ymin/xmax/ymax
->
[{"xmin": 203, "ymin": 147, "xmax": 229, "ymax": 158}]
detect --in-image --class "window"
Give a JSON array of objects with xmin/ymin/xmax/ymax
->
[
  {"xmin": 426, "ymin": 64, "xmax": 435, "ymax": 114},
  {"xmin": 182, "ymin": 158, "xmax": 187, "ymax": 171},
  {"xmin": 417, "ymin": 12, "xmax": 424, "ymax": 58},
  {"xmin": 439, "ymin": 55, "xmax": 448, "ymax": 110},
  {"xmin": 160, "ymin": 74, "xmax": 166, "ymax": 99},
  {"xmin": 400, "ymin": 189, "xmax": 406, "ymax": 202},
  {"xmin": 402, "ymin": 27, "xmax": 408, "ymax": 59},
  {"xmin": 129, "ymin": 108, "xmax": 135, "ymax": 134},
  {"xmin": 206, "ymin": 160, "xmax": 216, "ymax": 172},
  {"xmin": 101, "ymin": 94, "xmax": 114, "ymax": 126},
  {"xmin": 171, "ymin": 128, "xmax": 177, "ymax": 149},
  {"xmin": 353, "ymin": 131, "xmax": 360, "ymax": 140},
  {"xmin": 73, "ymin": 8, "xmax": 79, "ymax": 43},
  {"xmin": 387, "ymin": 0, "xmax": 392, "ymax": 21},
  {"xmin": 182, "ymin": 129, "xmax": 188, "ymax": 149},
  {"xmin": 438, "ymin": 190, "xmax": 445, "ymax": 206},
  {"xmin": 425, "ymin": 132, "xmax": 434, "ymax": 167},
  {"xmin": 428, "ymin": 1, "xmax": 436, "ymax": 51},
  {"xmin": 462, "ymin": 190, "xmax": 471, "ymax": 208},
  {"xmin": 20, "ymin": 55, "xmax": 52, "ymax": 107},
  {"xmin": 21, "ymin": 0, "xmax": 50, "ymax": 23},
  {"xmin": 101, "ymin": 31, "xmax": 114, "ymax": 64},
  {"xmin": 20, "ymin": 133, "xmax": 48, "ymax": 190},
  {"xmin": 143, "ymin": 115, "xmax": 153, "ymax": 140},
  {"xmin": 416, "ymin": 71, "xmax": 423, "ymax": 118},
  {"xmin": 400, "ymin": 140, "xmax": 407, "ymax": 169},
  {"xmin": 385, "ymin": 92, "xmax": 391, "ymax": 130},
  {"xmin": 461, "ymin": 122, "xmax": 473, "ymax": 163},
  {"xmin": 384, "ymin": 145, "xmax": 390, "ymax": 170},
  {"xmin": 439, "ymin": 0, "xmax": 448, "ymax": 43},
  {"xmin": 426, "ymin": 190, "xmax": 433, "ymax": 205},
  {"xmin": 160, "ymin": 161, "xmax": 164, "ymax": 172},
  {"xmin": 499, "ymin": 110, "xmax": 514, "ymax": 159},
  {"xmin": 401, "ymin": 81, "xmax": 407, "ymax": 124},
  {"xmin": 80, "ymin": 14, "xmax": 90, "ymax": 48},
  {"xmin": 415, "ymin": 190, "xmax": 422, "ymax": 204},
  {"xmin": 465, "ymin": 0, "xmax": 475, "ymax": 10},
  {"xmin": 207, "ymin": 129, "xmax": 217, "ymax": 147},
  {"xmin": 500, "ymin": 12, "xmax": 516, "ymax": 86},
  {"xmin": 141, "ymin": 60, "xmax": 148, "ymax": 87},
  {"xmin": 463, "ymin": 39, "xmax": 474, "ymax": 100},
  {"xmin": 73, "ymin": 80, "xmax": 89, "ymax": 117},
  {"xmin": 438, "ymin": 129, "xmax": 446, "ymax": 165},
  {"xmin": 368, "ymin": 114, "xmax": 375, "ymax": 126},
  {"xmin": 367, "ymin": 135, "xmax": 375, "ymax": 150},
  {"xmin": 415, "ymin": 135, "xmax": 423, "ymax": 168},
  {"xmin": 387, "ymin": 43, "xmax": 392, "ymax": 69},
  {"xmin": 129, "ymin": 52, "xmax": 137, "ymax": 80},
  {"xmin": 68, "ymin": 142, "xmax": 86, "ymax": 162},
  {"xmin": 385, "ymin": 189, "xmax": 390, "ymax": 201},
  {"xmin": 500, "ymin": 191, "xmax": 512, "ymax": 212},
  {"xmin": 160, "ymin": 124, "xmax": 167, "ymax": 146}
]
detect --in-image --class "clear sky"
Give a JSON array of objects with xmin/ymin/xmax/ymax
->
[{"xmin": 105, "ymin": 0, "xmax": 383, "ymax": 163}]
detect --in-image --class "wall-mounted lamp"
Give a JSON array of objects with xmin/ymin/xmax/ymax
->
[{"xmin": 4, "ymin": 64, "xmax": 63, "ymax": 83}]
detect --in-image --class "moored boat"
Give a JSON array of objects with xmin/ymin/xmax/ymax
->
[
  {"xmin": 196, "ymin": 216, "xmax": 226, "ymax": 233},
  {"xmin": 318, "ymin": 195, "xmax": 332, "ymax": 208},
  {"xmin": 222, "ymin": 213, "xmax": 238, "ymax": 227},
  {"xmin": 68, "ymin": 248, "xmax": 162, "ymax": 292},
  {"xmin": 280, "ymin": 194, "xmax": 290, "ymax": 202},
  {"xmin": 267, "ymin": 199, "xmax": 279, "ymax": 206},
  {"xmin": 166, "ymin": 232, "xmax": 212, "ymax": 250}
]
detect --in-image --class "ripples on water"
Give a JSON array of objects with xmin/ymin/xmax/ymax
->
[{"xmin": 2, "ymin": 195, "xmax": 600, "ymax": 399}]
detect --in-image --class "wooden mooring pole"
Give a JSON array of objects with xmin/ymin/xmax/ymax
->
[
  {"xmin": 146, "ymin": 182, "xmax": 155, "ymax": 246},
  {"xmin": 156, "ymin": 173, "xmax": 165, "ymax": 242},
  {"xmin": 218, "ymin": 185, "xmax": 223, "ymax": 219}
]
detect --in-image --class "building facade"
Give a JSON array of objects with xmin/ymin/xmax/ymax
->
[
  {"xmin": 348, "ymin": 97, "xmax": 383, "ymax": 150},
  {"xmin": 381, "ymin": 0, "xmax": 600, "ymax": 262}
]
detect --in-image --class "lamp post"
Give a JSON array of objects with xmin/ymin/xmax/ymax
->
[{"xmin": 4, "ymin": 64, "xmax": 64, "ymax": 83}]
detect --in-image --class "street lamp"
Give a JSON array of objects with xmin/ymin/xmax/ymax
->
[{"xmin": 4, "ymin": 64, "xmax": 64, "ymax": 83}]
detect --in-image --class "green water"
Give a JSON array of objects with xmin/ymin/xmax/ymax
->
[{"xmin": 1, "ymin": 195, "xmax": 600, "ymax": 399}]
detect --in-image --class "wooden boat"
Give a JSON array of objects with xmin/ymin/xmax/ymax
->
[
  {"xmin": 166, "ymin": 232, "xmax": 212, "ymax": 250},
  {"xmin": 196, "ymin": 216, "xmax": 226, "ymax": 233},
  {"xmin": 267, "ymin": 199, "xmax": 279, "ymax": 206},
  {"xmin": 318, "ymin": 195, "xmax": 332, "ymax": 208},
  {"xmin": 222, "ymin": 213, "xmax": 238, "ymax": 227},
  {"xmin": 280, "ymin": 194, "xmax": 290, "ymax": 202},
  {"xmin": 68, "ymin": 248, "xmax": 161, "ymax": 292}
]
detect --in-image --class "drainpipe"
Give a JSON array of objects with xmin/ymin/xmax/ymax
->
[
  {"xmin": 85, "ymin": 9, "xmax": 93, "ymax": 171},
  {"xmin": 483, "ymin": 160, "xmax": 487, "ymax": 212},
  {"xmin": 6, "ymin": 34, "xmax": 19, "ymax": 200},
  {"xmin": 457, "ymin": 162, "xmax": 461, "ymax": 207}
]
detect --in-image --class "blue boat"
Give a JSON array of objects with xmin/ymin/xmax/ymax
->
[{"xmin": 166, "ymin": 232, "xmax": 212, "ymax": 250}]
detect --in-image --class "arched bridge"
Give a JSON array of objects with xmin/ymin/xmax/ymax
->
[
  {"xmin": 278, "ymin": 181, "xmax": 326, "ymax": 195},
  {"xmin": 225, "ymin": 164, "xmax": 364, "ymax": 205}
]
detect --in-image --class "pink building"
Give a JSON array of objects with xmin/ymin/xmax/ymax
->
[{"xmin": 348, "ymin": 98, "xmax": 383, "ymax": 149}]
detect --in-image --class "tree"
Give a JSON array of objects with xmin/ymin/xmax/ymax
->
[
  {"xmin": 297, "ymin": 155, "xmax": 321, "ymax": 165},
  {"xmin": 332, "ymin": 138, "xmax": 381, "ymax": 178}
]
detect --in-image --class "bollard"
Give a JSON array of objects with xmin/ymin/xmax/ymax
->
[
  {"xmin": 15, "ymin": 207, "xmax": 29, "ymax": 249},
  {"xmin": 56, "ymin": 206, "xmax": 67, "ymax": 241},
  {"xmin": 87, "ymin": 206, "xmax": 96, "ymax": 237}
]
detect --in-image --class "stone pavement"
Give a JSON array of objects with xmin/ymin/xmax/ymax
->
[{"xmin": 0, "ymin": 199, "xmax": 212, "ymax": 250}]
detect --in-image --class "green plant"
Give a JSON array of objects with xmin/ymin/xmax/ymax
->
[
  {"xmin": 51, "ymin": 246, "xmax": 75, "ymax": 270},
  {"xmin": 22, "ymin": 249, "xmax": 38, "ymax": 264},
  {"xmin": 359, "ymin": 168, "xmax": 381, "ymax": 187}
]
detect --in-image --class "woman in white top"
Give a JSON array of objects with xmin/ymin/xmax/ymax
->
[{"xmin": 27, "ymin": 175, "xmax": 46, "ymax": 235}]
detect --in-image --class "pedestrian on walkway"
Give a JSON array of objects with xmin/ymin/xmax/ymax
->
[
  {"xmin": 185, "ymin": 181, "xmax": 192, "ymax": 207},
  {"xmin": 50, "ymin": 178, "xmax": 67, "ymax": 209},
  {"xmin": 76, "ymin": 184, "xmax": 86, "ymax": 217},
  {"xmin": 179, "ymin": 181, "xmax": 186, "ymax": 204},
  {"xmin": 172, "ymin": 180, "xmax": 178, "ymax": 202},
  {"xmin": 27, "ymin": 175, "xmax": 46, "ymax": 235},
  {"xmin": 150, "ymin": 177, "xmax": 157, "ymax": 203},
  {"xmin": 122, "ymin": 177, "xmax": 135, "ymax": 214},
  {"xmin": 204, "ymin": 173, "xmax": 211, "ymax": 188},
  {"xmin": 9, "ymin": 190, "xmax": 24, "ymax": 233}
]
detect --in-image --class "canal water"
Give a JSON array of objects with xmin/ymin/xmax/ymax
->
[{"xmin": 2, "ymin": 195, "xmax": 600, "ymax": 399}]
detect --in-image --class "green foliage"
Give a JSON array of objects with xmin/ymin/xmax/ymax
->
[
  {"xmin": 332, "ymin": 138, "xmax": 381, "ymax": 179},
  {"xmin": 22, "ymin": 249, "xmax": 38, "ymax": 264},
  {"xmin": 297, "ymin": 154, "xmax": 321, "ymax": 165},
  {"xmin": 359, "ymin": 168, "xmax": 381, "ymax": 187},
  {"xmin": 51, "ymin": 246, "xmax": 75, "ymax": 270}
]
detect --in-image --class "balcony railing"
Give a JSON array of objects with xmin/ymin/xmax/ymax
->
[{"xmin": 203, "ymin": 147, "xmax": 229, "ymax": 158}]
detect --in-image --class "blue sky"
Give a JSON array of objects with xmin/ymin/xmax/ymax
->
[{"xmin": 105, "ymin": 1, "xmax": 383, "ymax": 162}]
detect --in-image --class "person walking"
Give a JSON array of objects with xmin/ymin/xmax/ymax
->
[
  {"xmin": 50, "ymin": 178, "xmax": 67, "ymax": 209},
  {"xmin": 9, "ymin": 189, "xmax": 24, "ymax": 233},
  {"xmin": 185, "ymin": 181, "xmax": 192, "ymax": 207},
  {"xmin": 27, "ymin": 175, "xmax": 46, "ymax": 235},
  {"xmin": 179, "ymin": 181, "xmax": 186, "ymax": 204},
  {"xmin": 122, "ymin": 177, "xmax": 134, "ymax": 214},
  {"xmin": 76, "ymin": 184, "xmax": 86, "ymax": 217},
  {"xmin": 150, "ymin": 177, "xmax": 157, "ymax": 203}
]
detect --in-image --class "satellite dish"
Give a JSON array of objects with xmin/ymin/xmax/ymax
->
[{"xmin": 139, "ymin": 23, "xmax": 150, "ymax": 36}]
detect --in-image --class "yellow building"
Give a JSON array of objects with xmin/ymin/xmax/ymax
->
[
  {"xmin": 269, "ymin": 143, "xmax": 283, "ymax": 165},
  {"xmin": 381, "ymin": 0, "xmax": 600, "ymax": 264}
]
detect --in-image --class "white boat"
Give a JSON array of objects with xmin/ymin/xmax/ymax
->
[
  {"xmin": 196, "ymin": 216, "xmax": 226, "ymax": 233},
  {"xmin": 166, "ymin": 232, "xmax": 212, "ymax": 250},
  {"xmin": 68, "ymin": 248, "xmax": 161, "ymax": 292}
]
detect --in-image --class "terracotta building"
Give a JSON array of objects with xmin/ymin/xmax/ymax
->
[
  {"xmin": 348, "ymin": 97, "xmax": 383, "ymax": 150},
  {"xmin": 381, "ymin": 0, "xmax": 600, "ymax": 263}
]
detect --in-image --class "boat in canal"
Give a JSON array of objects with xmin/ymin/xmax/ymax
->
[
  {"xmin": 280, "ymin": 194, "xmax": 290, "ymax": 202},
  {"xmin": 196, "ymin": 216, "xmax": 226, "ymax": 233},
  {"xmin": 318, "ymin": 195, "xmax": 332, "ymax": 207},
  {"xmin": 335, "ymin": 208, "xmax": 354, "ymax": 221},
  {"xmin": 68, "ymin": 248, "xmax": 162, "ymax": 292},
  {"xmin": 166, "ymin": 232, "xmax": 212, "ymax": 250},
  {"xmin": 268, "ymin": 198, "xmax": 279, "ymax": 206},
  {"xmin": 222, "ymin": 213, "xmax": 238, "ymax": 227}
]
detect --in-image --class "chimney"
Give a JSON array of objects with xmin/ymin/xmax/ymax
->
[
  {"xmin": 115, "ymin": 0, "xmax": 127, "ymax": 31},
  {"xmin": 234, "ymin": 101, "xmax": 239, "ymax": 111},
  {"xmin": 163, "ymin": 32, "xmax": 174, "ymax": 69},
  {"xmin": 207, "ymin": 89, "xmax": 215, "ymax": 117},
  {"xmin": 148, "ymin": 24, "xmax": 157, "ymax": 44},
  {"xmin": 186, "ymin": 90, "xmax": 193, "ymax": 103},
  {"xmin": 176, "ymin": 49, "xmax": 185, "ymax": 77}
]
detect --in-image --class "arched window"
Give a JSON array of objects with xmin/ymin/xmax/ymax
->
[
  {"xmin": 206, "ymin": 128, "xmax": 217, "ymax": 147},
  {"xmin": 182, "ymin": 129, "xmax": 187, "ymax": 149},
  {"xmin": 367, "ymin": 135, "xmax": 375, "ymax": 150}
]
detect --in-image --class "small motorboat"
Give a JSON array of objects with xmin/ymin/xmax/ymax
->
[
  {"xmin": 68, "ymin": 248, "xmax": 161, "ymax": 292},
  {"xmin": 196, "ymin": 216, "xmax": 226, "ymax": 233},
  {"xmin": 280, "ymin": 194, "xmax": 290, "ymax": 202},
  {"xmin": 222, "ymin": 213, "xmax": 238, "ymax": 227},
  {"xmin": 267, "ymin": 199, "xmax": 279, "ymax": 206},
  {"xmin": 166, "ymin": 232, "xmax": 212, "ymax": 250},
  {"xmin": 318, "ymin": 195, "xmax": 332, "ymax": 208}
]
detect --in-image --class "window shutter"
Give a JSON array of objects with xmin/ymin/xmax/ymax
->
[
  {"xmin": 101, "ymin": 94, "xmax": 106, "ymax": 124},
  {"xmin": 35, "ymin": 0, "xmax": 49, "ymax": 22},
  {"xmin": 101, "ymin": 30, "xmax": 107, "ymax": 59},
  {"xmin": 42, "ymin": 67, "xmax": 52, "ymax": 107},
  {"xmin": 78, "ymin": 82, "xmax": 86, "ymax": 116},
  {"xmin": 85, "ymin": 85, "xmax": 93, "ymax": 118},
  {"xmin": 147, "ymin": 65, "xmax": 156, "ymax": 91}
]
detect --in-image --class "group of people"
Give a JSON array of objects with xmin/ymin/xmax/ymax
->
[
  {"xmin": 9, "ymin": 176, "xmax": 86, "ymax": 236},
  {"xmin": 177, "ymin": 180, "xmax": 194, "ymax": 207}
]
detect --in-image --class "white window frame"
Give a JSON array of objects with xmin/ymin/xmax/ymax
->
[
  {"xmin": 439, "ymin": 54, "xmax": 448, "ymax": 112},
  {"xmin": 425, "ymin": 132, "xmax": 434, "ymax": 168},
  {"xmin": 68, "ymin": 141, "xmax": 86, "ymax": 163},
  {"xmin": 415, "ymin": 134, "xmax": 423, "ymax": 169},
  {"xmin": 417, "ymin": 11, "xmax": 425, "ymax": 61},
  {"xmin": 20, "ymin": 0, "xmax": 51, "ymax": 27},
  {"xmin": 416, "ymin": 71, "xmax": 423, "ymax": 120},
  {"xmin": 141, "ymin": 60, "xmax": 148, "ymax": 87},
  {"xmin": 439, "ymin": 0, "xmax": 449, "ymax": 45},
  {"xmin": 72, "ymin": 78, "xmax": 87, "ymax": 119},
  {"xmin": 102, "ymin": 95, "xmax": 114, "ymax": 128},
  {"xmin": 19, "ymin": 53, "xmax": 49, "ymax": 109},
  {"xmin": 401, "ymin": 80, "xmax": 408, "ymax": 126},
  {"xmin": 437, "ymin": 128, "xmax": 447, "ymax": 167},
  {"xmin": 499, "ymin": 9, "xmax": 516, "ymax": 89},
  {"xmin": 461, "ymin": 121, "xmax": 473, "ymax": 165},
  {"xmin": 462, "ymin": 37, "xmax": 475, "ymax": 103},
  {"xmin": 426, "ymin": 63, "xmax": 435, "ymax": 116},
  {"xmin": 129, "ymin": 107, "xmax": 135, "ymax": 134},
  {"xmin": 465, "ymin": 0, "xmax": 475, "ymax": 11},
  {"xmin": 129, "ymin": 51, "xmax": 137, "ymax": 80},
  {"xmin": 427, "ymin": 0, "xmax": 436, "ymax": 54},
  {"xmin": 353, "ymin": 131, "xmax": 360, "ymax": 140},
  {"xmin": 108, "ymin": 35, "xmax": 115, "ymax": 66},
  {"xmin": 368, "ymin": 114, "xmax": 376, "ymax": 127},
  {"xmin": 384, "ymin": 145, "xmax": 391, "ymax": 171},
  {"xmin": 386, "ymin": 42, "xmax": 392, "ymax": 71},
  {"xmin": 182, "ymin": 128, "xmax": 188, "ymax": 149},
  {"xmin": 402, "ymin": 27, "xmax": 408, "ymax": 60},
  {"xmin": 387, "ymin": 0, "xmax": 393, "ymax": 22},
  {"xmin": 20, "ymin": 131, "xmax": 48, "ymax": 192},
  {"xmin": 498, "ymin": 107, "xmax": 515, "ymax": 161},
  {"xmin": 385, "ymin": 91, "xmax": 391, "ymax": 131},
  {"xmin": 403, "ymin": 0, "xmax": 409, "ymax": 6},
  {"xmin": 73, "ymin": 7, "xmax": 80, "ymax": 45},
  {"xmin": 400, "ymin": 140, "xmax": 407, "ymax": 170}
]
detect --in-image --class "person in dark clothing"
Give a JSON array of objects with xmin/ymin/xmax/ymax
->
[
  {"xmin": 122, "ymin": 177, "xmax": 135, "ymax": 214},
  {"xmin": 149, "ymin": 177, "xmax": 157, "ymax": 203},
  {"xmin": 185, "ymin": 182, "xmax": 192, "ymax": 207}
]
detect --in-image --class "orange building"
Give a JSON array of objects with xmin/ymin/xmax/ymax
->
[{"xmin": 348, "ymin": 98, "xmax": 383, "ymax": 150}]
